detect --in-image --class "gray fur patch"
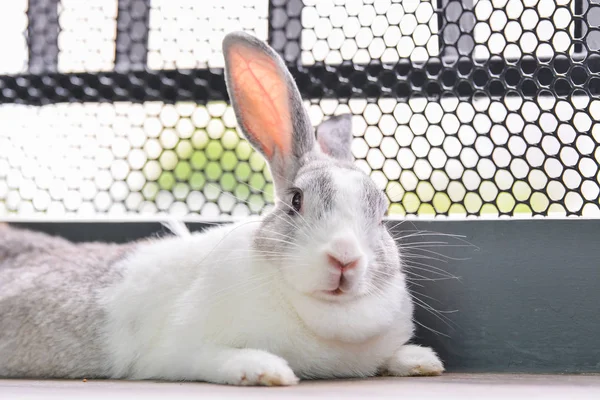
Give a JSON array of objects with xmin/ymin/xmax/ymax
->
[
  {"xmin": 0, "ymin": 225, "xmax": 136, "ymax": 378},
  {"xmin": 360, "ymin": 174, "xmax": 388, "ymax": 222},
  {"xmin": 316, "ymin": 114, "xmax": 353, "ymax": 162},
  {"xmin": 300, "ymin": 168, "xmax": 335, "ymax": 217}
]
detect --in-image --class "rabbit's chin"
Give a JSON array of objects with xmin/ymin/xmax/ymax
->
[{"xmin": 281, "ymin": 276, "xmax": 410, "ymax": 344}]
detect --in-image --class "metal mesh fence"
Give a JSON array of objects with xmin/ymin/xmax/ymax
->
[{"xmin": 0, "ymin": 0, "xmax": 599, "ymax": 218}]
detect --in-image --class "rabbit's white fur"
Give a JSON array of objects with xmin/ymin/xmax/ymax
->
[
  {"xmin": 100, "ymin": 219, "xmax": 438, "ymax": 385},
  {"xmin": 0, "ymin": 32, "xmax": 444, "ymax": 385},
  {"xmin": 99, "ymin": 161, "xmax": 443, "ymax": 384}
]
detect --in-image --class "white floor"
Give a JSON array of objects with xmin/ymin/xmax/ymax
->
[{"xmin": 2, "ymin": 374, "xmax": 600, "ymax": 400}]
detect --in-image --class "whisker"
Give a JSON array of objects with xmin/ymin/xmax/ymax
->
[
  {"xmin": 399, "ymin": 240, "xmax": 451, "ymax": 246},
  {"xmin": 394, "ymin": 230, "xmax": 479, "ymax": 251},
  {"xmin": 404, "ymin": 269, "xmax": 458, "ymax": 281},
  {"xmin": 267, "ymin": 209, "xmax": 312, "ymax": 241},
  {"xmin": 393, "ymin": 230, "xmax": 468, "ymax": 240},
  {"xmin": 367, "ymin": 278, "xmax": 454, "ymax": 337},
  {"xmin": 401, "ymin": 252, "xmax": 450, "ymax": 264},
  {"xmin": 278, "ymin": 197, "xmax": 311, "ymax": 232},
  {"xmin": 412, "ymin": 319, "xmax": 451, "ymax": 338},
  {"xmin": 403, "ymin": 264, "xmax": 460, "ymax": 280},
  {"xmin": 405, "ymin": 280, "xmax": 425, "ymax": 288},
  {"xmin": 410, "ymin": 295, "xmax": 459, "ymax": 316},
  {"xmin": 254, "ymin": 236, "xmax": 304, "ymax": 249},
  {"xmin": 373, "ymin": 263, "xmax": 457, "ymax": 282},
  {"xmin": 410, "ymin": 290, "xmax": 444, "ymax": 305},
  {"xmin": 402, "ymin": 243, "xmax": 476, "ymax": 249},
  {"xmin": 403, "ymin": 247, "xmax": 471, "ymax": 261},
  {"xmin": 253, "ymin": 227, "xmax": 297, "ymax": 242},
  {"xmin": 405, "ymin": 276, "xmax": 454, "ymax": 282},
  {"xmin": 402, "ymin": 259, "xmax": 460, "ymax": 279},
  {"xmin": 385, "ymin": 219, "xmax": 410, "ymax": 232},
  {"xmin": 372, "ymin": 270, "xmax": 425, "ymax": 288},
  {"xmin": 411, "ymin": 297, "xmax": 458, "ymax": 329}
]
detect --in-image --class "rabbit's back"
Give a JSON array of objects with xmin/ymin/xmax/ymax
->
[{"xmin": 0, "ymin": 224, "xmax": 135, "ymax": 378}]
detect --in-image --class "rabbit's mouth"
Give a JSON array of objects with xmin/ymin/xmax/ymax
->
[
  {"xmin": 318, "ymin": 290, "xmax": 348, "ymax": 302},
  {"xmin": 316, "ymin": 285, "xmax": 368, "ymax": 302},
  {"xmin": 321, "ymin": 269, "xmax": 358, "ymax": 297},
  {"xmin": 320, "ymin": 276, "xmax": 359, "ymax": 299},
  {"xmin": 323, "ymin": 288, "xmax": 344, "ymax": 296}
]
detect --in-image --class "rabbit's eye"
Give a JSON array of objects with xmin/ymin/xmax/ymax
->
[{"xmin": 291, "ymin": 190, "xmax": 303, "ymax": 214}]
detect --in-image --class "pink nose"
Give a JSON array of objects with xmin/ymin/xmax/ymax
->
[{"xmin": 327, "ymin": 253, "xmax": 360, "ymax": 271}]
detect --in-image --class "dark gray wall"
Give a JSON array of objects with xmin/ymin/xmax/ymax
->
[
  {"xmin": 8, "ymin": 219, "xmax": 600, "ymax": 373},
  {"xmin": 393, "ymin": 219, "xmax": 600, "ymax": 373}
]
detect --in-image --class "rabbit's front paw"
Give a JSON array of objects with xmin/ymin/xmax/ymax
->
[
  {"xmin": 220, "ymin": 350, "xmax": 299, "ymax": 386},
  {"xmin": 385, "ymin": 344, "xmax": 444, "ymax": 377}
]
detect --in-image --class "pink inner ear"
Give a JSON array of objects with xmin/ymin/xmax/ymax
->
[
  {"xmin": 317, "ymin": 135, "xmax": 330, "ymax": 155},
  {"xmin": 228, "ymin": 44, "xmax": 292, "ymax": 158}
]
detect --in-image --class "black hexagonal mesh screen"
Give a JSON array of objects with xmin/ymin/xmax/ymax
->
[{"xmin": 0, "ymin": 0, "xmax": 599, "ymax": 218}]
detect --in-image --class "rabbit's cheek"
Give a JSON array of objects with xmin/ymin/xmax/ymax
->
[{"xmin": 281, "ymin": 263, "xmax": 325, "ymax": 293}]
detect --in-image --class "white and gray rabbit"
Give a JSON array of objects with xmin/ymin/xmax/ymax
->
[{"xmin": 0, "ymin": 32, "xmax": 443, "ymax": 385}]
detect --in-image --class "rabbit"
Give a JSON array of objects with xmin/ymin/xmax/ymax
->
[{"xmin": 0, "ymin": 31, "xmax": 444, "ymax": 385}]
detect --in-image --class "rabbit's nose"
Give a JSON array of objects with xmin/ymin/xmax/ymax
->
[
  {"xmin": 327, "ymin": 253, "xmax": 360, "ymax": 271},
  {"xmin": 326, "ymin": 237, "xmax": 362, "ymax": 271}
]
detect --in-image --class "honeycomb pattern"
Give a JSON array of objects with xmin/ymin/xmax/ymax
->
[
  {"xmin": 306, "ymin": 95, "xmax": 600, "ymax": 217},
  {"xmin": 270, "ymin": 0, "xmax": 304, "ymax": 63},
  {"xmin": 58, "ymin": 0, "xmax": 118, "ymax": 73},
  {"xmin": 147, "ymin": 0, "xmax": 268, "ymax": 69},
  {"xmin": 115, "ymin": 0, "xmax": 151, "ymax": 71},
  {"xmin": 0, "ymin": 0, "xmax": 28, "ymax": 75},
  {"xmin": 0, "ymin": 102, "xmax": 273, "ymax": 217},
  {"xmin": 301, "ymin": 0, "xmax": 440, "ymax": 65},
  {"xmin": 1, "ymin": 0, "xmax": 600, "ymax": 218}
]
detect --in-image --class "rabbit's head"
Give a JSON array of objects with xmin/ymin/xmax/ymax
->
[{"xmin": 223, "ymin": 33, "xmax": 409, "ymax": 342}]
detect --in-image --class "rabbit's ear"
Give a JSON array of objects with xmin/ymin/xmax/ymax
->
[
  {"xmin": 316, "ymin": 114, "xmax": 354, "ymax": 162},
  {"xmin": 223, "ymin": 32, "xmax": 314, "ymax": 190}
]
